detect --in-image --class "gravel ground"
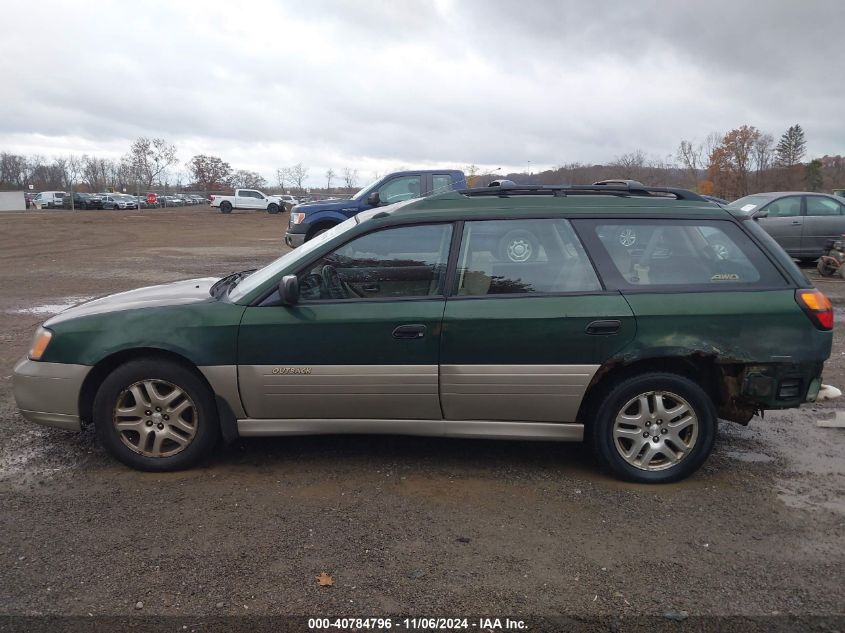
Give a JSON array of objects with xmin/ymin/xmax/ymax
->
[{"xmin": 0, "ymin": 207, "xmax": 842, "ymax": 627}]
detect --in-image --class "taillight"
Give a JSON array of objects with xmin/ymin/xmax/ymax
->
[{"xmin": 796, "ymin": 289, "xmax": 833, "ymax": 330}]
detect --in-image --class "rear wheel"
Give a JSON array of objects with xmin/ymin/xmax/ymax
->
[
  {"xmin": 589, "ymin": 373, "xmax": 717, "ymax": 483},
  {"xmin": 220, "ymin": 201, "xmax": 232, "ymax": 214},
  {"xmin": 267, "ymin": 203, "xmax": 280, "ymax": 214},
  {"xmin": 93, "ymin": 358, "xmax": 219, "ymax": 471}
]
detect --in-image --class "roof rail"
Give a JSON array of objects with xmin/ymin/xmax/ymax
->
[{"xmin": 458, "ymin": 180, "xmax": 706, "ymax": 201}]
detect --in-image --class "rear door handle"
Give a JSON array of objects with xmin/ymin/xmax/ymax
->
[
  {"xmin": 393, "ymin": 324, "xmax": 427, "ymax": 340},
  {"xmin": 791, "ymin": 220, "xmax": 802, "ymax": 225},
  {"xmin": 585, "ymin": 319, "xmax": 621, "ymax": 335}
]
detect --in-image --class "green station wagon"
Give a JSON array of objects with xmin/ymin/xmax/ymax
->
[{"xmin": 13, "ymin": 181, "xmax": 833, "ymax": 483}]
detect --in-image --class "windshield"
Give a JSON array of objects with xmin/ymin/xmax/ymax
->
[
  {"xmin": 227, "ymin": 216, "xmax": 359, "ymax": 301},
  {"xmin": 350, "ymin": 176, "xmax": 381, "ymax": 201},
  {"xmin": 727, "ymin": 195, "xmax": 771, "ymax": 212}
]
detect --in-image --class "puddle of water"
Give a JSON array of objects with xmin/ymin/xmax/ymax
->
[
  {"xmin": 9, "ymin": 296, "xmax": 93, "ymax": 315},
  {"xmin": 817, "ymin": 410, "xmax": 845, "ymax": 428}
]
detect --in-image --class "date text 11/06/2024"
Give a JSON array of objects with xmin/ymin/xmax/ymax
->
[{"xmin": 307, "ymin": 617, "xmax": 527, "ymax": 630}]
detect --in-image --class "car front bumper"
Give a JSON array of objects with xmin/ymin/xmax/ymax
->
[
  {"xmin": 284, "ymin": 231, "xmax": 306, "ymax": 248},
  {"xmin": 12, "ymin": 358, "xmax": 91, "ymax": 431}
]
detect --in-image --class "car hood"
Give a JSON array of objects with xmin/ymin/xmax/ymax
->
[
  {"xmin": 296, "ymin": 198, "xmax": 358, "ymax": 212},
  {"xmin": 44, "ymin": 277, "xmax": 219, "ymax": 326}
]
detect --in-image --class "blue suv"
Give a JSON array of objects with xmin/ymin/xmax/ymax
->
[{"xmin": 284, "ymin": 169, "xmax": 467, "ymax": 247}]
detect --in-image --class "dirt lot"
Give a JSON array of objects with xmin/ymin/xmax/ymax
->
[{"xmin": 0, "ymin": 207, "xmax": 843, "ymax": 627}]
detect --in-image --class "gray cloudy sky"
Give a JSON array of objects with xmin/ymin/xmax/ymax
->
[{"xmin": 1, "ymin": 0, "xmax": 843, "ymax": 185}]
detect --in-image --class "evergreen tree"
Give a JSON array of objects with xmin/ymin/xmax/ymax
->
[{"xmin": 775, "ymin": 124, "xmax": 807, "ymax": 167}]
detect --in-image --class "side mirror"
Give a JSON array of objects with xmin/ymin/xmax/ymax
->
[
  {"xmin": 751, "ymin": 209, "xmax": 769, "ymax": 219},
  {"xmin": 279, "ymin": 275, "xmax": 299, "ymax": 305},
  {"xmin": 366, "ymin": 191, "xmax": 380, "ymax": 206}
]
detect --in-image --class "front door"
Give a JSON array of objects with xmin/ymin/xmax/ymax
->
[
  {"xmin": 237, "ymin": 222, "xmax": 454, "ymax": 420},
  {"xmin": 440, "ymin": 219, "xmax": 635, "ymax": 423}
]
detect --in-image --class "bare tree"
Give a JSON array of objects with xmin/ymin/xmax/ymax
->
[
  {"xmin": 230, "ymin": 169, "xmax": 267, "ymax": 189},
  {"xmin": 610, "ymin": 150, "xmax": 647, "ymax": 179},
  {"xmin": 752, "ymin": 133, "xmax": 774, "ymax": 190},
  {"xmin": 276, "ymin": 168, "xmax": 288, "ymax": 191},
  {"xmin": 325, "ymin": 168, "xmax": 336, "ymax": 191},
  {"xmin": 287, "ymin": 163, "xmax": 309, "ymax": 192},
  {"xmin": 676, "ymin": 140, "xmax": 703, "ymax": 188},
  {"xmin": 342, "ymin": 167, "xmax": 358, "ymax": 189},
  {"xmin": 128, "ymin": 137, "xmax": 178, "ymax": 188}
]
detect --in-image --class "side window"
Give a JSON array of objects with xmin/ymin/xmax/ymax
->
[
  {"xmin": 298, "ymin": 223, "xmax": 452, "ymax": 301},
  {"xmin": 586, "ymin": 220, "xmax": 785, "ymax": 288},
  {"xmin": 806, "ymin": 196, "xmax": 843, "ymax": 216},
  {"xmin": 378, "ymin": 176, "xmax": 421, "ymax": 204},
  {"xmin": 765, "ymin": 196, "xmax": 801, "ymax": 218},
  {"xmin": 432, "ymin": 174, "xmax": 453, "ymax": 194},
  {"xmin": 455, "ymin": 219, "xmax": 601, "ymax": 296}
]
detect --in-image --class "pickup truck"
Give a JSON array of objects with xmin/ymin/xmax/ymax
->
[
  {"xmin": 284, "ymin": 169, "xmax": 467, "ymax": 247},
  {"xmin": 210, "ymin": 189, "xmax": 286, "ymax": 214}
]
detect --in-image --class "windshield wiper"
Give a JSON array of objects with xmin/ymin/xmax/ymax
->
[{"xmin": 210, "ymin": 269, "xmax": 256, "ymax": 298}]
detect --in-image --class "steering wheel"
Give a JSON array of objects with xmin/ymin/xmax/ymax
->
[{"xmin": 320, "ymin": 265, "xmax": 347, "ymax": 299}]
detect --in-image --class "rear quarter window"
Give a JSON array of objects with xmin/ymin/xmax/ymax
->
[{"xmin": 574, "ymin": 219, "xmax": 787, "ymax": 290}]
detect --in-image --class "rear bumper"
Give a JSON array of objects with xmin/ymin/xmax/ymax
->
[
  {"xmin": 12, "ymin": 358, "xmax": 91, "ymax": 431},
  {"xmin": 740, "ymin": 361, "xmax": 825, "ymax": 409}
]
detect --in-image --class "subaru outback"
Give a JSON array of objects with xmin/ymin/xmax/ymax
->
[{"xmin": 13, "ymin": 181, "xmax": 832, "ymax": 483}]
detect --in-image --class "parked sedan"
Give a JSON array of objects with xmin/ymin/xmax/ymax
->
[
  {"xmin": 102, "ymin": 194, "xmax": 138, "ymax": 210},
  {"xmin": 728, "ymin": 192, "xmax": 845, "ymax": 261}
]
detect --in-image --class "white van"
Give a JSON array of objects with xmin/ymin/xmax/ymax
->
[{"xmin": 33, "ymin": 191, "xmax": 66, "ymax": 209}]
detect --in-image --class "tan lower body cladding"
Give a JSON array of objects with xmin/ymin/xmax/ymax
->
[{"xmin": 233, "ymin": 364, "xmax": 598, "ymax": 423}]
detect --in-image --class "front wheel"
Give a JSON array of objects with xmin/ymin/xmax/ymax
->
[
  {"xmin": 93, "ymin": 358, "xmax": 219, "ymax": 471},
  {"xmin": 220, "ymin": 201, "xmax": 232, "ymax": 214},
  {"xmin": 267, "ymin": 203, "xmax": 280, "ymax": 214},
  {"xmin": 589, "ymin": 373, "xmax": 717, "ymax": 483}
]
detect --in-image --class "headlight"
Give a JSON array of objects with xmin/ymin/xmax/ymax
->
[
  {"xmin": 291, "ymin": 212, "xmax": 305, "ymax": 224},
  {"xmin": 28, "ymin": 327, "xmax": 53, "ymax": 361}
]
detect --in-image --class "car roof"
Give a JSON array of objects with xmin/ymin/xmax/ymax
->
[
  {"xmin": 377, "ymin": 188, "xmax": 733, "ymax": 222},
  {"xmin": 745, "ymin": 191, "xmax": 838, "ymax": 199}
]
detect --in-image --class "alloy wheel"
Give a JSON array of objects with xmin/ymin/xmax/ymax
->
[
  {"xmin": 113, "ymin": 379, "xmax": 198, "ymax": 457},
  {"xmin": 612, "ymin": 390, "xmax": 699, "ymax": 471}
]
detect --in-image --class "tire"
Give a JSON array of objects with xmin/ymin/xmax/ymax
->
[
  {"xmin": 92, "ymin": 358, "xmax": 219, "ymax": 471},
  {"xmin": 818, "ymin": 258, "xmax": 836, "ymax": 277},
  {"xmin": 498, "ymin": 229, "xmax": 539, "ymax": 263},
  {"xmin": 306, "ymin": 225, "xmax": 334, "ymax": 242},
  {"xmin": 220, "ymin": 201, "xmax": 232, "ymax": 214},
  {"xmin": 589, "ymin": 372, "xmax": 717, "ymax": 484},
  {"xmin": 267, "ymin": 203, "xmax": 280, "ymax": 214}
]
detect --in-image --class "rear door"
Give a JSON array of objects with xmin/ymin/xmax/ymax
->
[
  {"xmin": 577, "ymin": 217, "xmax": 794, "ymax": 367},
  {"xmin": 440, "ymin": 218, "xmax": 635, "ymax": 423},
  {"xmin": 802, "ymin": 195, "xmax": 845, "ymax": 257},
  {"xmin": 756, "ymin": 196, "xmax": 804, "ymax": 255}
]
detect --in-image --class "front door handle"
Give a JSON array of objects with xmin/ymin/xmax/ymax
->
[
  {"xmin": 791, "ymin": 219, "xmax": 802, "ymax": 225},
  {"xmin": 393, "ymin": 324, "xmax": 427, "ymax": 340},
  {"xmin": 585, "ymin": 319, "xmax": 621, "ymax": 335}
]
